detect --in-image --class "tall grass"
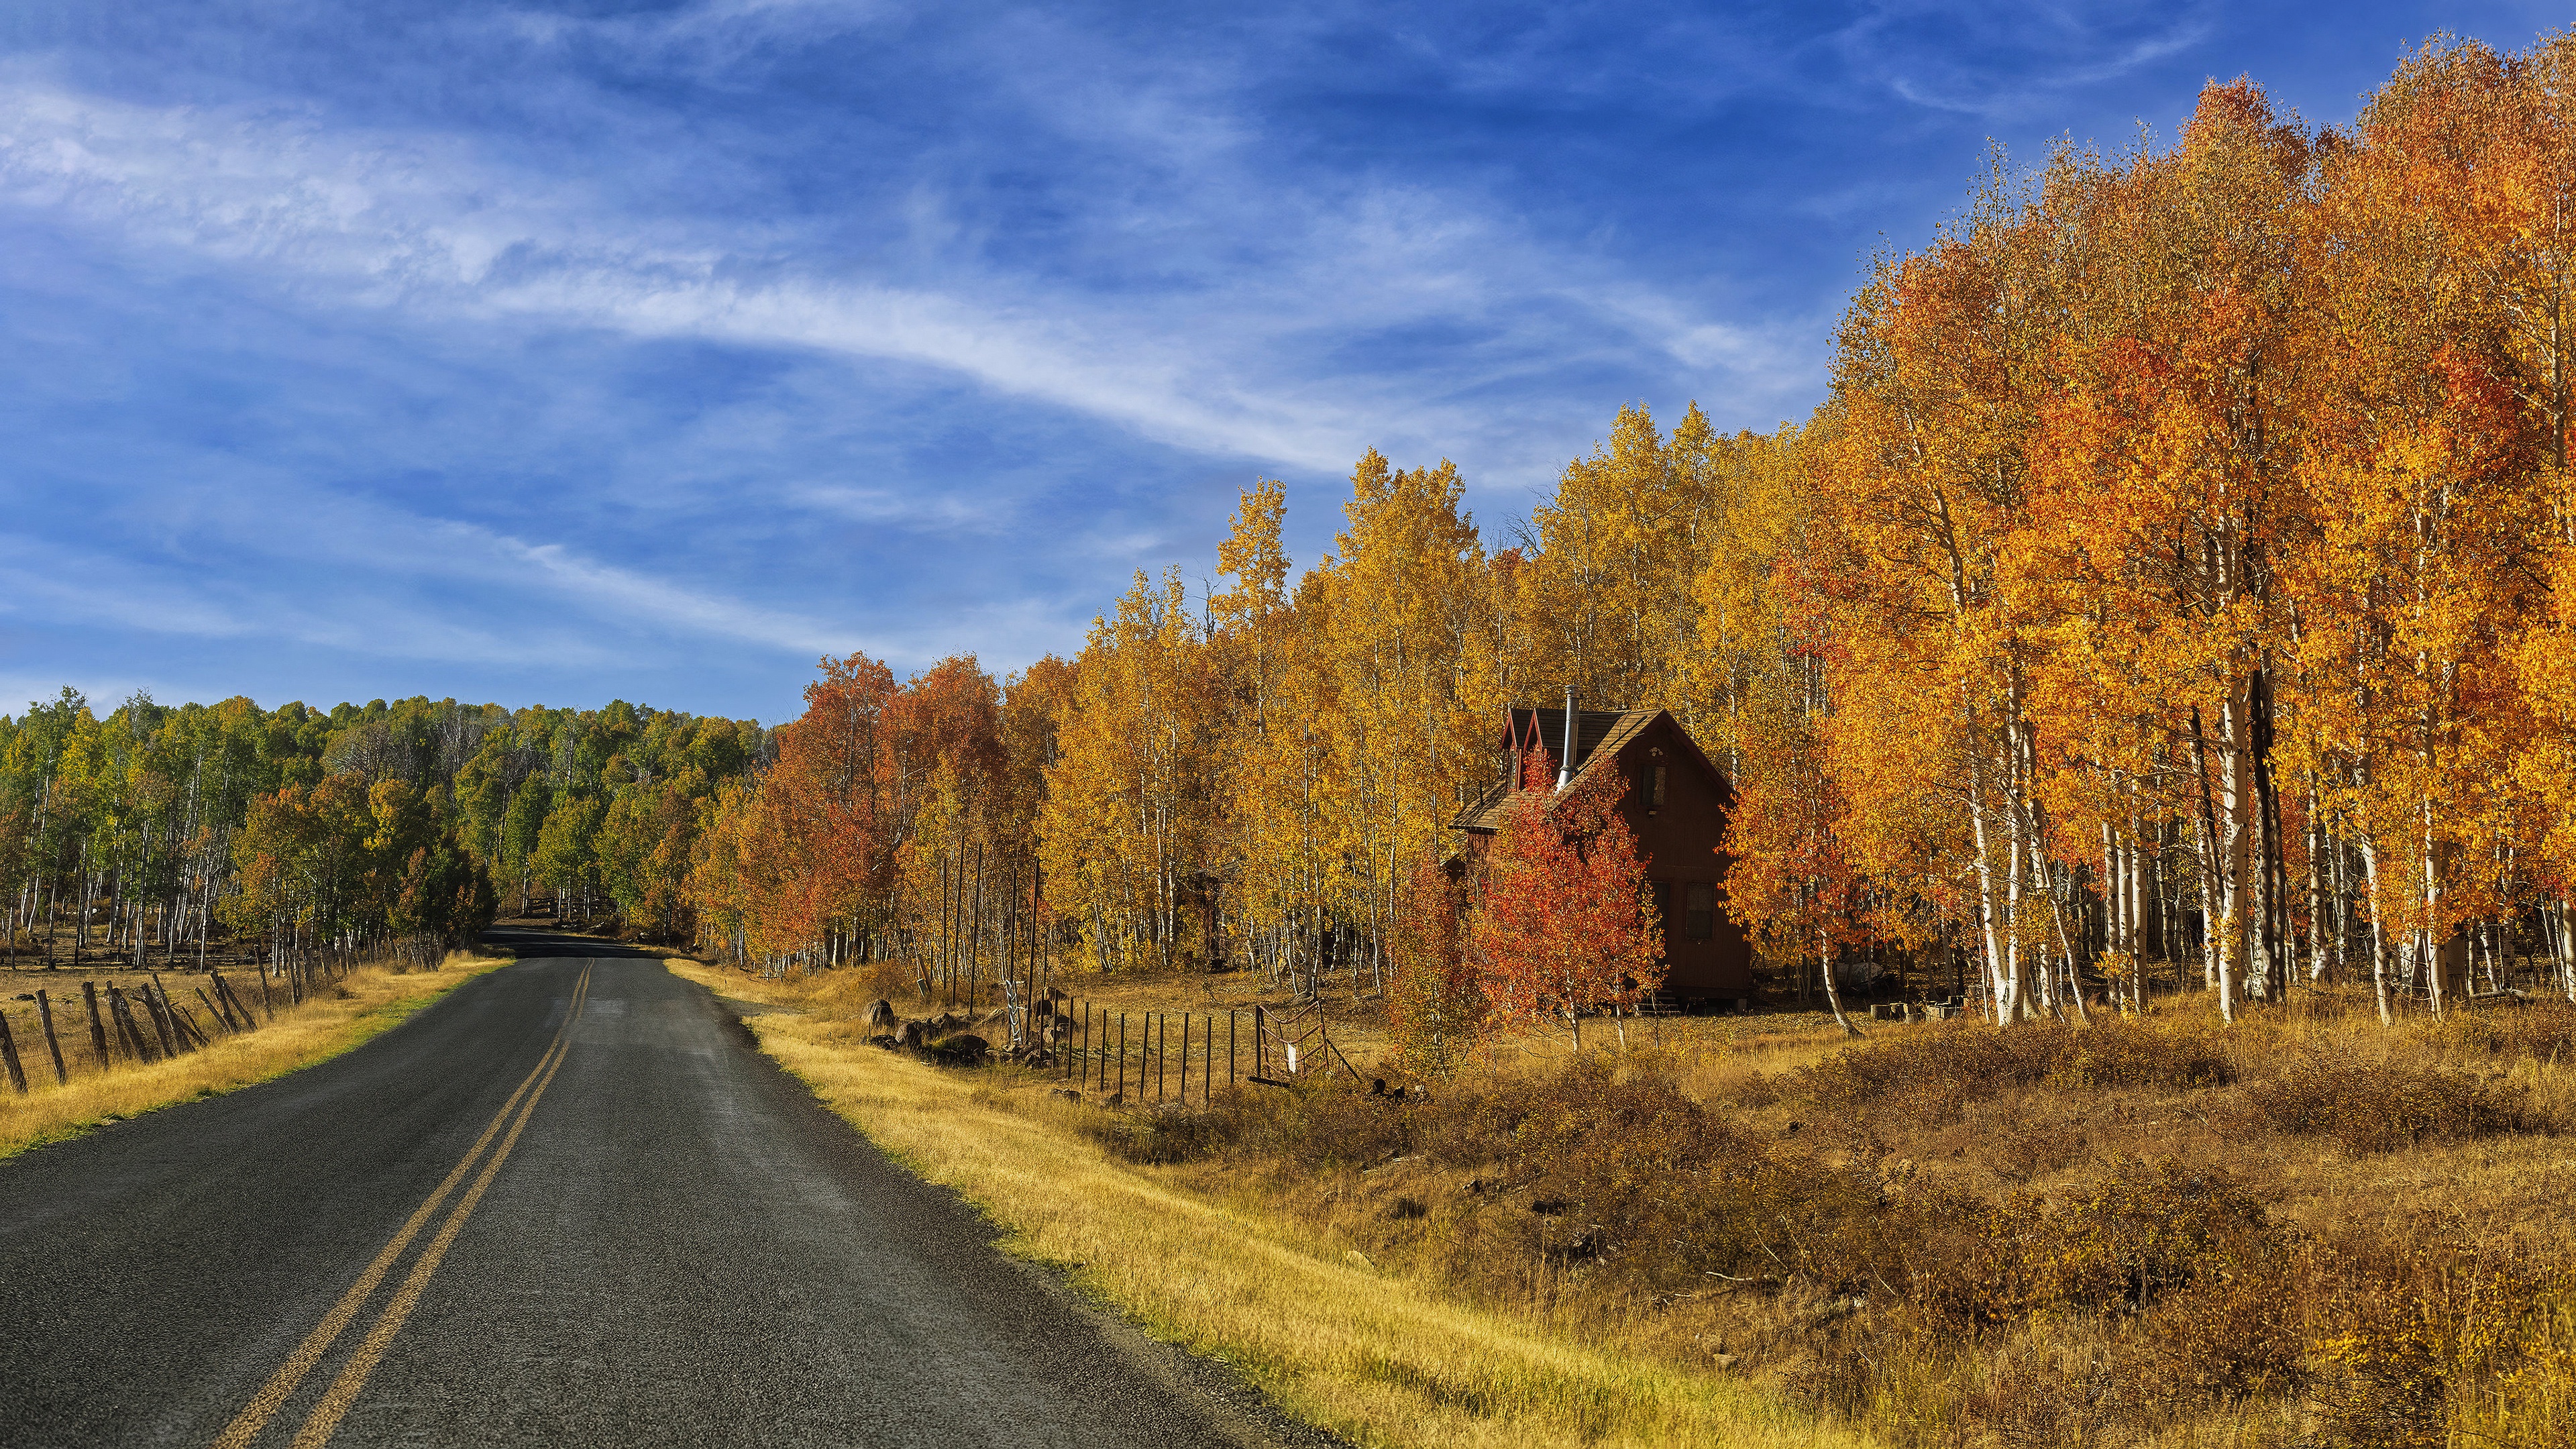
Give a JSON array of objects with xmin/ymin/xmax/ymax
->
[
  {"xmin": 672, "ymin": 960, "xmax": 2576, "ymax": 1448},
  {"xmin": 667, "ymin": 958, "xmax": 1872, "ymax": 1449},
  {"xmin": 0, "ymin": 953, "xmax": 511, "ymax": 1159}
]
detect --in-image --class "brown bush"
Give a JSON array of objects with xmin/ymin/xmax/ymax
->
[
  {"xmin": 1057, "ymin": 1026, "xmax": 2570, "ymax": 1445},
  {"xmin": 1953, "ymin": 1342, "xmax": 2127, "ymax": 1448},
  {"xmin": 2138, "ymin": 1253, "xmax": 2309, "ymax": 1404},
  {"xmin": 2251, "ymin": 1057, "xmax": 2532, "ymax": 1152},
  {"xmin": 1076, "ymin": 1095, "xmax": 1252, "ymax": 1164},
  {"xmin": 1786, "ymin": 1020, "xmax": 2235, "ymax": 1123},
  {"xmin": 1407, "ymin": 1056, "xmax": 1888, "ymax": 1289},
  {"xmin": 2027, "ymin": 1161, "xmax": 2277, "ymax": 1313},
  {"xmin": 1792, "ymin": 1025, "xmax": 2059, "ymax": 1116},
  {"xmin": 1903, "ymin": 1160, "xmax": 2284, "ymax": 1334},
  {"xmin": 2440, "ymin": 1000, "xmax": 2576, "ymax": 1063},
  {"xmin": 2306, "ymin": 1228, "xmax": 2571, "ymax": 1449},
  {"xmin": 1249, "ymin": 1077, "xmax": 1419, "ymax": 1170},
  {"xmin": 2049, "ymin": 1018, "xmax": 2235, "ymax": 1091}
]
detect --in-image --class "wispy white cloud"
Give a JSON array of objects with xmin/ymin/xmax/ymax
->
[
  {"xmin": 792, "ymin": 484, "xmax": 991, "ymax": 531},
  {"xmin": 486, "ymin": 534, "xmax": 859, "ymax": 656},
  {"xmin": 1837, "ymin": 0, "xmax": 2219, "ymax": 118},
  {"xmin": 0, "ymin": 537, "xmax": 249, "ymax": 638},
  {"xmin": 0, "ymin": 74, "xmax": 1785, "ymax": 484}
]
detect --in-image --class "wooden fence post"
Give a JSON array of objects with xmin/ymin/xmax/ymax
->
[
  {"xmin": 214, "ymin": 973, "xmax": 259, "ymax": 1030},
  {"xmin": 107, "ymin": 987, "xmax": 154, "ymax": 1063},
  {"xmin": 148, "ymin": 976, "xmax": 194, "ymax": 1055},
  {"xmin": 1117, "ymin": 1013, "xmax": 1127, "ymax": 1100},
  {"xmin": 0, "ymin": 1011, "xmax": 27, "ymax": 1093},
  {"xmin": 196, "ymin": 987, "xmax": 233, "ymax": 1037},
  {"xmin": 36, "ymin": 989, "xmax": 68, "ymax": 1085},
  {"xmin": 1179, "ymin": 1014, "xmax": 1189, "ymax": 1103},
  {"xmin": 141, "ymin": 982, "xmax": 182, "ymax": 1057},
  {"xmin": 81, "ymin": 981, "xmax": 110, "ymax": 1069},
  {"xmin": 166, "ymin": 992, "xmax": 211, "ymax": 1050}
]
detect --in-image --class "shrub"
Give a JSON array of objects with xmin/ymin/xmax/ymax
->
[
  {"xmin": 2305, "ymin": 1226, "xmax": 2571, "ymax": 1448},
  {"xmin": 2140, "ymin": 1254, "xmax": 2309, "ymax": 1403},
  {"xmin": 2049, "ymin": 1018, "xmax": 2235, "ymax": 1091},
  {"xmin": 1785, "ymin": 1019, "xmax": 2235, "ymax": 1122},
  {"xmin": 1250, "ymin": 1077, "xmax": 1419, "ymax": 1170},
  {"xmin": 1904, "ymin": 1161, "xmax": 2284, "ymax": 1332},
  {"xmin": 2440, "ymin": 1000, "xmax": 2576, "ymax": 1064},
  {"xmin": 2252, "ymin": 1058, "xmax": 2530, "ymax": 1152},
  {"xmin": 1076, "ymin": 1096, "xmax": 1250, "ymax": 1164},
  {"xmin": 1791, "ymin": 1025, "xmax": 2058, "ymax": 1116},
  {"xmin": 2029, "ymin": 1161, "xmax": 2276, "ymax": 1312}
]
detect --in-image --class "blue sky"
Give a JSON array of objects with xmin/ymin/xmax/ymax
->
[{"xmin": 0, "ymin": 1, "xmax": 2561, "ymax": 723}]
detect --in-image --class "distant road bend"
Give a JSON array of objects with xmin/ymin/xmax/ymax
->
[{"xmin": 0, "ymin": 934, "xmax": 1301, "ymax": 1448}]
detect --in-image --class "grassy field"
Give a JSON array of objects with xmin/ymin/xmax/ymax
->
[
  {"xmin": 0, "ymin": 953, "xmax": 513, "ymax": 1160},
  {"xmin": 670, "ymin": 956, "xmax": 2576, "ymax": 1449},
  {"xmin": 667, "ymin": 957, "xmax": 1870, "ymax": 1449}
]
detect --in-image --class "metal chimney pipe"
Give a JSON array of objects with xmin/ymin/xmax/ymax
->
[{"xmin": 1557, "ymin": 686, "xmax": 1574, "ymax": 790}]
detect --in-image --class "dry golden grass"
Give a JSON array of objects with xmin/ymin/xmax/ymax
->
[
  {"xmin": 1032, "ymin": 965, "xmax": 1865, "ymax": 1096},
  {"xmin": 665, "ymin": 956, "xmax": 1874, "ymax": 1449},
  {"xmin": 674, "ymin": 963, "xmax": 2576, "ymax": 1448},
  {"xmin": 0, "ymin": 953, "xmax": 512, "ymax": 1160}
]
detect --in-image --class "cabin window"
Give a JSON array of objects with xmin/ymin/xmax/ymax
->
[
  {"xmin": 1685, "ymin": 881, "xmax": 1717, "ymax": 941},
  {"xmin": 1650, "ymin": 764, "xmax": 1667, "ymax": 808}
]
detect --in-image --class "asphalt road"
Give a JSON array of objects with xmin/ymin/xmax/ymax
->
[{"xmin": 0, "ymin": 934, "xmax": 1309, "ymax": 1448}]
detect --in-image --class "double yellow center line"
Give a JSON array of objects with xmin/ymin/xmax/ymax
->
[{"xmin": 214, "ymin": 962, "xmax": 592, "ymax": 1449}]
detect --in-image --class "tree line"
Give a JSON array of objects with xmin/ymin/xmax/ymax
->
[
  {"xmin": 702, "ymin": 34, "xmax": 2576, "ymax": 1049},
  {"xmin": 0, "ymin": 690, "xmax": 765, "ymax": 972}
]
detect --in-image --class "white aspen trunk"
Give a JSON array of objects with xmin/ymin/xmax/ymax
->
[
  {"xmin": 2557, "ymin": 900, "xmax": 2575, "ymax": 1004},
  {"xmin": 2003, "ymin": 798, "xmax": 2027, "ymax": 1021},
  {"xmin": 2360, "ymin": 837, "xmax": 2392, "ymax": 1026},
  {"xmin": 1963, "ymin": 696, "xmax": 2016, "ymax": 1024},
  {"xmin": 1819, "ymin": 928, "xmax": 1859, "ymax": 1038},
  {"xmin": 2214, "ymin": 694, "xmax": 2252, "ymax": 1024}
]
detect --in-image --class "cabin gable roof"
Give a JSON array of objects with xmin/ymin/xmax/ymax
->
[{"xmin": 1451, "ymin": 706, "xmax": 1729, "ymax": 834}]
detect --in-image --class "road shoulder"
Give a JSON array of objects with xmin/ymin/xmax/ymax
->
[{"xmin": 0, "ymin": 953, "xmax": 514, "ymax": 1160}]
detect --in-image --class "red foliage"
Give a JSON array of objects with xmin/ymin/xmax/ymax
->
[{"xmin": 1468, "ymin": 755, "xmax": 1663, "ymax": 1049}]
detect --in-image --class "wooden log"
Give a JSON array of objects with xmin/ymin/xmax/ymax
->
[
  {"xmin": 107, "ymin": 987, "xmax": 156, "ymax": 1063},
  {"xmin": 140, "ymin": 981, "xmax": 184, "ymax": 1057},
  {"xmin": 199, "ymin": 975, "xmax": 236, "ymax": 1031},
  {"xmin": 0, "ymin": 1010, "xmax": 27, "ymax": 1093},
  {"xmin": 149, "ymin": 975, "xmax": 197, "ymax": 1054},
  {"xmin": 166, "ymin": 991, "xmax": 211, "ymax": 1049},
  {"xmin": 36, "ymin": 989, "xmax": 68, "ymax": 1085},
  {"xmin": 214, "ymin": 973, "xmax": 260, "ymax": 1030},
  {"xmin": 81, "ymin": 981, "xmax": 111, "ymax": 1068},
  {"xmin": 197, "ymin": 984, "xmax": 235, "ymax": 1034}
]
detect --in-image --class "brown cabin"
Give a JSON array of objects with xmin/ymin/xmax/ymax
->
[{"xmin": 1451, "ymin": 706, "xmax": 1756, "ymax": 1002}]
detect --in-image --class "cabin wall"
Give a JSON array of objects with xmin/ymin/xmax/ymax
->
[{"xmin": 1615, "ymin": 718, "xmax": 1755, "ymax": 1000}]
